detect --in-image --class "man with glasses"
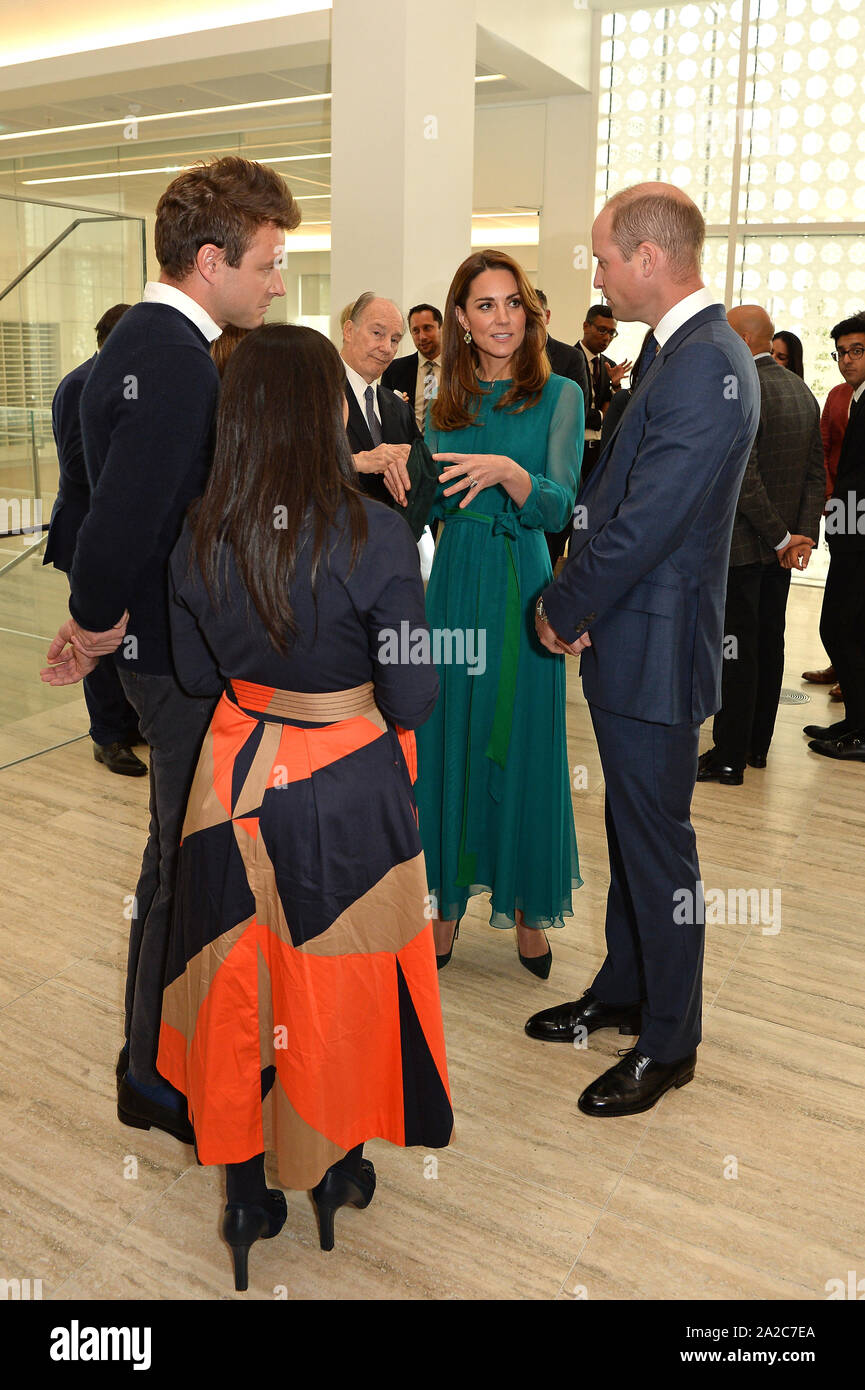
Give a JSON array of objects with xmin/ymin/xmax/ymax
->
[
  {"xmin": 576, "ymin": 305, "xmax": 633, "ymax": 483},
  {"xmin": 804, "ymin": 312, "xmax": 865, "ymax": 761}
]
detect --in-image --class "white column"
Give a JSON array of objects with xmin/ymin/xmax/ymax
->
[
  {"xmin": 330, "ymin": 0, "xmax": 476, "ymax": 340},
  {"xmin": 537, "ymin": 91, "xmax": 598, "ymax": 345}
]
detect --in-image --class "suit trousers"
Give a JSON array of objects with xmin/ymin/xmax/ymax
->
[
  {"xmin": 820, "ymin": 549, "xmax": 865, "ymax": 729},
  {"xmin": 118, "ymin": 670, "xmax": 217, "ymax": 1085},
  {"xmin": 589, "ymin": 703, "xmax": 704, "ymax": 1062},
  {"xmin": 713, "ymin": 561, "xmax": 791, "ymax": 767},
  {"xmin": 83, "ymin": 655, "xmax": 141, "ymax": 747}
]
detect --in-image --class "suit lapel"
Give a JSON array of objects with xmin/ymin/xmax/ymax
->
[
  {"xmin": 345, "ymin": 381, "xmax": 374, "ymax": 451},
  {"xmin": 596, "ymin": 305, "xmax": 727, "ymax": 464}
]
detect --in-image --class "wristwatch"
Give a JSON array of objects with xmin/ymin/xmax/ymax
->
[{"xmin": 536, "ymin": 596, "xmax": 548, "ymax": 624}]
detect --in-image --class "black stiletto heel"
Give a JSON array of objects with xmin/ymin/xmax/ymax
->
[
  {"xmin": 311, "ymin": 1159, "xmax": 376, "ymax": 1252},
  {"xmin": 436, "ymin": 923, "xmax": 459, "ymax": 970},
  {"xmin": 519, "ymin": 931, "xmax": 552, "ymax": 980},
  {"xmin": 221, "ymin": 1190, "xmax": 287, "ymax": 1291}
]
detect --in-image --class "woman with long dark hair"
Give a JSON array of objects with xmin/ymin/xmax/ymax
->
[
  {"xmin": 771, "ymin": 330, "xmax": 804, "ymax": 378},
  {"xmin": 158, "ymin": 324, "xmax": 453, "ymax": 1289},
  {"xmin": 387, "ymin": 250, "xmax": 583, "ymax": 977}
]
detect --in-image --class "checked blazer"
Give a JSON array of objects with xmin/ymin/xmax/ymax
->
[{"xmin": 728, "ymin": 354, "xmax": 825, "ymax": 567}]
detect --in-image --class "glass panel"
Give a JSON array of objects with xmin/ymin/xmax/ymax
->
[
  {"xmin": 741, "ymin": 0, "xmax": 865, "ymax": 223},
  {"xmin": 598, "ymin": 4, "xmax": 744, "ymax": 222},
  {"xmin": 0, "ymin": 197, "xmax": 145, "ymax": 765},
  {"xmin": 732, "ymin": 232, "xmax": 865, "ymax": 403}
]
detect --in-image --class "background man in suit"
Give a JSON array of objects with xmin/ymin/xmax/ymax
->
[
  {"xmin": 577, "ymin": 304, "xmax": 633, "ymax": 483},
  {"xmin": 536, "ymin": 289, "xmax": 590, "ymax": 566},
  {"xmin": 43, "ymin": 303, "xmax": 145, "ymax": 776},
  {"xmin": 805, "ymin": 312, "xmax": 865, "ymax": 761},
  {"xmin": 41, "ymin": 157, "xmax": 300, "ymax": 1145},
  {"xmin": 526, "ymin": 183, "xmax": 760, "ymax": 1117},
  {"xmin": 341, "ymin": 292, "xmax": 421, "ymax": 508},
  {"xmin": 381, "ymin": 302, "xmax": 443, "ymax": 429},
  {"xmin": 697, "ymin": 304, "xmax": 824, "ymax": 784},
  {"xmin": 801, "ymin": 368, "xmax": 855, "ymax": 689}
]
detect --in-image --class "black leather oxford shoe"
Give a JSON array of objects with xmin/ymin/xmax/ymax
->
[
  {"xmin": 696, "ymin": 750, "xmax": 743, "ymax": 785},
  {"xmin": 746, "ymin": 752, "xmax": 767, "ymax": 769},
  {"xmin": 525, "ymin": 989, "xmax": 642, "ymax": 1042},
  {"xmin": 117, "ymin": 1076, "xmax": 195, "ymax": 1145},
  {"xmin": 808, "ymin": 731, "xmax": 865, "ymax": 762},
  {"xmin": 93, "ymin": 742, "xmax": 147, "ymax": 776},
  {"xmin": 802, "ymin": 720, "xmax": 848, "ymax": 740},
  {"xmin": 578, "ymin": 1048, "xmax": 697, "ymax": 1117}
]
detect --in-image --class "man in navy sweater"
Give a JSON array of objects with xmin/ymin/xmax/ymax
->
[
  {"xmin": 43, "ymin": 303, "xmax": 147, "ymax": 776},
  {"xmin": 42, "ymin": 156, "xmax": 300, "ymax": 1144}
]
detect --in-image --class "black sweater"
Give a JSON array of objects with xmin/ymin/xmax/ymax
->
[{"xmin": 69, "ymin": 302, "xmax": 220, "ymax": 674}]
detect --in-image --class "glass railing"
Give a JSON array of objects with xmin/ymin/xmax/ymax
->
[{"xmin": 0, "ymin": 196, "xmax": 145, "ymax": 765}]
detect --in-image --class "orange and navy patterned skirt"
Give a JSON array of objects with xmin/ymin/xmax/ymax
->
[{"xmin": 156, "ymin": 680, "xmax": 453, "ymax": 1189}]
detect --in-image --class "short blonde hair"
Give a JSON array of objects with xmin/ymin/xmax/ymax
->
[{"xmin": 607, "ymin": 186, "xmax": 705, "ymax": 281}]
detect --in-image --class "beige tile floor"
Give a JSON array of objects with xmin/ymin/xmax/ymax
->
[{"xmin": 0, "ymin": 582, "xmax": 862, "ymax": 1301}]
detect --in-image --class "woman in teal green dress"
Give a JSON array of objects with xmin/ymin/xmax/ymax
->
[{"xmin": 386, "ymin": 250, "xmax": 583, "ymax": 977}]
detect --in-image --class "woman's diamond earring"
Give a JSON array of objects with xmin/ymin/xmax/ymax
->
[{"xmin": 463, "ymin": 329, "xmax": 472, "ymax": 344}]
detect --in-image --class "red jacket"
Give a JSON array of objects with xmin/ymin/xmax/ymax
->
[{"xmin": 821, "ymin": 381, "xmax": 854, "ymax": 500}]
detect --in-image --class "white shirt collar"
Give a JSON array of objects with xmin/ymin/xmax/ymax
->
[
  {"xmin": 654, "ymin": 287, "xmax": 719, "ymax": 349},
  {"xmin": 853, "ymin": 381, "xmax": 865, "ymax": 403},
  {"xmin": 143, "ymin": 281, "xmax": 222, "ymax": 343},
  {"xmin": 753, "ymin": 351, "xmax": 775, "ymax": 360}
]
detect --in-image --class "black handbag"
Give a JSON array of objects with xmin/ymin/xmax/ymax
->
[{"xmin": 401, "ymin": 436, "xmax": 440, "ymax": 540}]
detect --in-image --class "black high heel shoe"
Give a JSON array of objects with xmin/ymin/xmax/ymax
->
[
  {"xmin": 436, "ymin": 923, "xmax": 459, "ymax": 970},
  {"xmin": 311, "ymin": 1159, "xmax": 376, "ymax": 1252},
  {"xmin": 518, "ymin": 932, "xmax": 552, "ymax": 980},
  {"xmin": 222, "ymin": 1190, "xmax": 287, "ymax": 1291}
]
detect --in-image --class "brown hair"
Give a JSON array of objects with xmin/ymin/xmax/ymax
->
[
  {"xmin": 606, "ymin": 186, "xmax": 705, "ymax": 282},
  {"xmin": 155, "ymin": 155, "xmax": 301, "ymax": 280},
  {"xmin": 431, "ymin": 250, "xmax": 549, "ymax": 432},
  {"xmin": 210, "ymin": 324, "xmax": 250, "ymax": 377},
  {"xmin": 190, "ymin": 324, "xmax": 367, "ymax": 653},
  {"xmin": 95, "ymin": 303, "xmax": 131, "ymax": 348}
]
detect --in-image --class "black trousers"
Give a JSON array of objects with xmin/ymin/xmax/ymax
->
[
  {"xmin": 713, "ymin": 562, "xmax": 791, "ymax": 768},
  {"xmin": 118, "ymin": 670, "xmax": 217, "ymax": 1085},
  {"xmin": 589, "ymin": 704, "xmax": 703, "ymax": 1062},
  {"xmin": 83, "ymin": 655, "xmax": 140, "ymax": 747},
  {"xmin": 820, "ymin": 549, "xmax": 865, "ymax": 729}
]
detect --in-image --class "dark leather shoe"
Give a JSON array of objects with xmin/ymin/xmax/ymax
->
[
  {"xmin": 808, "ymin": 731, "xmax": 865, "ymax": 761},
  {"xmin": 696, "ymin": 750, "xmax": 743, "ymax": 785},
  {"xmin": 93, "ymin": 742, "xmax": 147, "ymax": 776},
  {"xmin": 829, "ymin": 684, "xmax": 844, "ymax": 701},
  {"xmin": 117, "ymin": 1075, "xmax": 195, "ymax": 1145},
  {"xmin": 525, "ymin": 989, "xmax": 642, "ymax": 1042},
  {"xmin": 746, "ymin": 752, "xmax": 767, "ymax": 769},
  {"xmin": 803, "ymin": 720, "xmax": 849, "ymax": 739},
  {"xmin": 578, "ymin": 1048, "xmax": 697, "ymax": 1117},
  {"xmin": 801, "ymin": 665, "xmax": 835, "ymax": 683}
]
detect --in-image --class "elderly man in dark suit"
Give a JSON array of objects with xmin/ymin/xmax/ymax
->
[
  {"xmin": 805, "ymin": 311, "xmax": 865, "ymax": 761},
  {"xmin": 697, "ymin": 304, "xmax": 824, "ymax": 784},
  {"xmin": 341, "ymin": 293, "xmax": 421, "ymax": 507},
  {"xmin": 43, "ymin": 303, "xmax": 145, "ymax": 776},
  {"xmin": 526, "ymin": 183, "xmax": 760, "ymax": 1117}
]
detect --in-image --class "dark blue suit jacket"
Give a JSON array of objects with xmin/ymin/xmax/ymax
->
[
  {"xmin": 543, "ymin": 304, "xmax": 760, "ymax": 726},
  {"xmin": 43, "ymin": 355, "xmax": 96, "ymax": 572}
]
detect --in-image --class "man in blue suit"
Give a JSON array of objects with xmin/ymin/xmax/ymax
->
[{"xmin": 525, "ymin": 183, "xmax": 760, "ymax": 1117}]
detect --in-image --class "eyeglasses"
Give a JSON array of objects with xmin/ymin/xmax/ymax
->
[
  {"xmin": 593, "ymin": 326, "xmax": 618, "ymax": 340},
  {"xmin": 831, "ymin": 345, "xmax": 865, "ymax": 362}
]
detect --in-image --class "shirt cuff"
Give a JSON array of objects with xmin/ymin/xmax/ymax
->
[{"xmin": 774, "ymin": 532, "xmax": 792, "ymax": 551}]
